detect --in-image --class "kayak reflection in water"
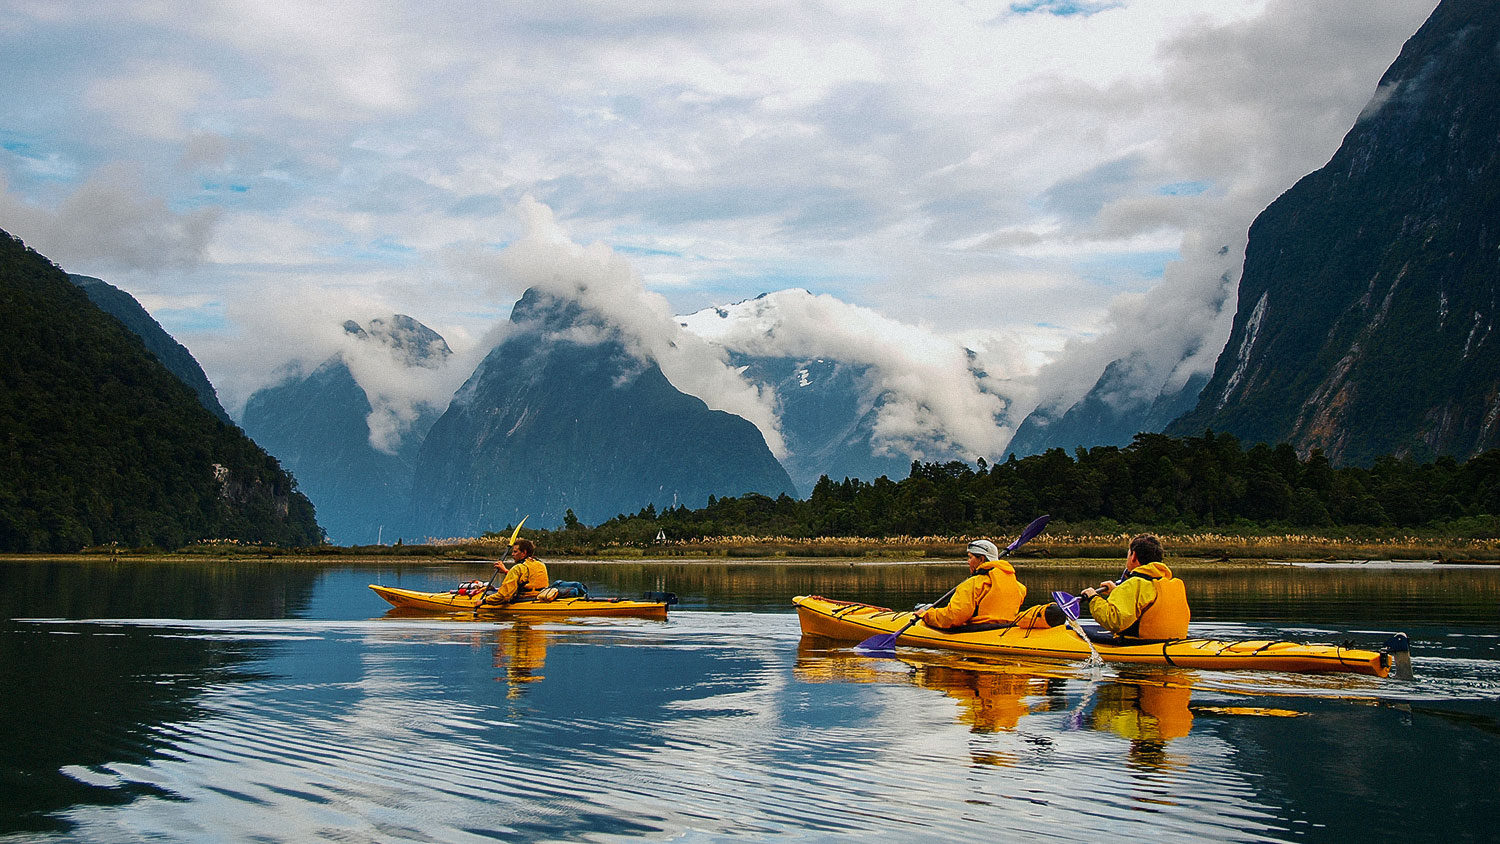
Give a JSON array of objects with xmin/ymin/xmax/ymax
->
[
  {"xmin": 493, "ymin": 622, "xmax": 548, "ymax": 698},
  {"xmin": 484, "ymin": 539, "xmax": 551, "ymax": 605},
  {"xmin": 1081, "ymin": 534, "xmax": 1191, "ymax": 640}
]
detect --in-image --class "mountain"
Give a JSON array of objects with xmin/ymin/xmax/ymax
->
[
  {"xmin": 1007, "ymin": 358, "xmax": 1209, "ymax": 457},
  {"xmin": 408, "ymin": 288, "xmax": 797, "ymax": 535},
  {"xmin": 0, "ymin": 230, "xmax": 321, "ymax": 551},
  {"xmin": 1167, "ymin": 0, "xmax": 1500, "ymax": 464},
  {"xmin": 67, "ymin": 274, "xmax": 233, "ymax": 425},
  {"xmin": 725, "ymin": 354, "xmax": 913, "ymax": 491},
  {"xmin": 241, "ymin": 315, "xmax": 450, "ymax": 545},
  {"xmin": 678, "ymin": 292, "xmax": 974, "ymax": 488}
]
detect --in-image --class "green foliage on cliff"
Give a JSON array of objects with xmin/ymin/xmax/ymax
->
[
  {"xmin": 525, "ymin": 431, "xmax": 1500, "ymax": 544},
  {"xmin": 0, "ymin": 230, "xmax": 323, "ymax": 552}
]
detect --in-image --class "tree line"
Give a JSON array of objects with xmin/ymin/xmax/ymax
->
[{"xmin": 515, "ymin": 432, "xmax": 1500, "ymax": 546}]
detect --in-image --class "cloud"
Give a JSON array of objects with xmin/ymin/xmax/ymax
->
[
  {"xmin": 0, "ymin": 164, "xmax": 219, "ymax": 273},
  {"xmin": 83, "ymin": 61, "xmax": 219, "ymax": 141},
  {"xmin": 680, "ymin": 288, "xmax": 1016, "ymax": 460}
]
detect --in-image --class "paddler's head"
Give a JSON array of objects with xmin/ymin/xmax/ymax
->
[
  {"xmin": 511, "ymin": 538, "xmax": 535, "ymax": 561},
  {"xmin": 966, "ymin": 539, "xmax": 1000, "ymax": 572},
  {"xmin": 1126, "ymin": 533, "xmax": 1162, "ymax": 571}
]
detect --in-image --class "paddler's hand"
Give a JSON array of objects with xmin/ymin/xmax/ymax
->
[{"xmin": 493, "ymin": 561, "xmax": 509, "ymax": 574}]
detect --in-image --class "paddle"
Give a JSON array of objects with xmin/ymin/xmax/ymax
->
[
  {"xmin": 1050, "ymin": 589, "xmax": 1105, "ymax": 670},
  {"xmin": 473, "ymin": 516, "xmax": 528, "ymax": 616},
  {"xmin": 856, "ymin": 514, "xmax": 1051, "ymax": 653}
]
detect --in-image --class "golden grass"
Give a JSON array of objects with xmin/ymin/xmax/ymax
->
[{"xmin": 419, "ymin": 530, "xmax": 1499, "ymax": 562}]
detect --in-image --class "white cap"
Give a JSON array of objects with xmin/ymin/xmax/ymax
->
[{"xmin": 966, "ymin": 539, "xmax": 1000, "ymax": 561}]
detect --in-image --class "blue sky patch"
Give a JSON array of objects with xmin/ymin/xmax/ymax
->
[
  {"xmin": 1009, "ymin": 1, "xmax": 1121, "ymax": 17},
  {"xmin": 157, "ymin": 304, "xmax": 229, "ymax": 336},
  {"xmin": 1076, "ymin": 250, "xmax": 1178, "ymax": 289},
  {"xmin": 1157, "ymin": 181, "xmax": 1211, "ymax": 196}
]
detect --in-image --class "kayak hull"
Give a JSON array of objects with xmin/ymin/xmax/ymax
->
[
  {"xmin": 794, "ymin": 595, "xmax": 1391, "ymax": 677},
  {"xmin": 370, "ymin": 584, "xmax": 670, "ymax": 619}
]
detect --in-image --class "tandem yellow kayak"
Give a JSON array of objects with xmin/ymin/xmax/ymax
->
[
  {"xmin": 370, "ymin": 584, "xmax": 674, "ymax": 619},
  {"xmin": 794, "ymin": 595, "xmax": 1406, "ymax": 677}
]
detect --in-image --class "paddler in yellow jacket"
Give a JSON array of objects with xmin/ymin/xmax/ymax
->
[
  {"xmin": 1081, "ymin": 534, "xmax": 1190, "ymax": 639},
  {"xmin": 485, "ymin": 539, "xmax": 550, "ymax": 604},
  {"xmin": 920, "ymin": 539, "xmax": 1027, "ymax": 629}
]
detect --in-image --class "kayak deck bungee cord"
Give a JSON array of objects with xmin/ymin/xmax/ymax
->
[{"xmin": 794, "ymin": 595, "xmax": 1407, "ymax": 677}]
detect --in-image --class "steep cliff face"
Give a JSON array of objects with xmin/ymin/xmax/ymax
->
[
  {"xmin": 68, "ymin": 274, "xmax": 233, "ymax": 425},
  {"xmin": 408, "ymin": 288, "xmax": 796, "ymax": 535},
  {"xmin": 0, "ymin": 230, "xmax": 321, "ymax": 551},
  {"xmin": 241, "ymin": 315, "xmax": 449, "ymax": 545},
  {"xmin": 1168, "ymin": 0, "xmax": 1500, "ymax": 464}
]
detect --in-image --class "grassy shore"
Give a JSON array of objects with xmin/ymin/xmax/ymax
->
[{"xmin": 20, "ymin": 529, "xmax": 1494, "ymax": 565}]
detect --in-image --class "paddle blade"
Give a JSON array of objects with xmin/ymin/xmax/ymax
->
[
  {"xmin": 508, "ymin": 516, "xmax": 529, "ymax": 545},
  {"xmin": 1051, "ymin": 590, "xmax": 1081, "ymax": 621},
  {"xmin": 1005, "ymin": 514, "xmax": 1051, "ymax": 554},
  {"xmin": 855, "ymin": 633, "xmax": 899, "ymax": 653}
]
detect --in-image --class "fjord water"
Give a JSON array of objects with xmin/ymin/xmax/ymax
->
[{"xmin": 1, "ymin": 560, "xmax": 1496, "ymax": 843}]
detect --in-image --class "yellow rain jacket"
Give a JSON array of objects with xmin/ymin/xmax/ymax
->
[
  {"xmin": 1087, "ymin": 561, "xmax": 1190, "ymax": 639},
  {"xmin": 922, "ymin": 559, "xmax": 1026, "ymax": 629},
  {"xmin": 486, "ymin": 557, "xmax": 551, "ymax": 604}
]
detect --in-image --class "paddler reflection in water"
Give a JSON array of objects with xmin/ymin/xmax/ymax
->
[
  {"xmin": 484, "ymin": 539, "xmax": 550, "ymax": 605},
  {"xmin": 921, "ymin": 539, "xmax": 1060, "ymax": 630},
  {"xmin": 1090, "ymin": 681, "xmax": 1194, "ymax": 768},
  {"xmin": 494, "ymin": 622, "xmax": 547, "ymax": 699},
  {"xmin": 1081, "ymin": 534, "xmax": 1190, "ymax": 639}
]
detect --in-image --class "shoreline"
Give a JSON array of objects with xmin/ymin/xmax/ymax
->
[{"xmin": 2, "ymin": 553, "xmax": 1494, "ymax": 568}]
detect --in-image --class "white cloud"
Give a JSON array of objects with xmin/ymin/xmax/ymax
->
[{"xmin": 680, "ymin": 288, "xmax": 1016, "ymax": 460}]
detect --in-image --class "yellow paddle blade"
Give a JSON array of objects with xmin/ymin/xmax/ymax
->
[{"xmin": 509, "ymin": 515, "xmax": 528, "ymax": 545}]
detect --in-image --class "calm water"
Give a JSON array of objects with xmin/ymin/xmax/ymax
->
[{"xmin": 1, "ymin": 558, "xmax": 1497, "ymax": 843}]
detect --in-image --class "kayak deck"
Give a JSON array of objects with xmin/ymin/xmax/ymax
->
[
  {"xmin": 370, "ymin": 584, "xmax": 671, "ymax": 619},
  {"xmin": 794, "ymin": 595, "xmax": 1395, "ymax": 677}
]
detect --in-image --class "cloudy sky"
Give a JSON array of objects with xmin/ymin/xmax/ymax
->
[{"xmin": 0, "ymin": 0, "xmax": 1437, "ymax": 454}]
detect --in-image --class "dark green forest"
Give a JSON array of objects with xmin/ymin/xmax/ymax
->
[
  {"xmin": 525, "ymin": 432, "xmax": 1500, "ymax": 546},
  {"xmin": 0, "ymin": 231, "xmax": 322, "ymax": 552}
]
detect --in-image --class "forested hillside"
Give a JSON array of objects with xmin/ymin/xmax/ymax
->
[
  {"xmin": 556, "ymin": 432, "xmax": 1500, "ymax": 544},
  {"xmin": 0, "ymin": 230, "xmax": 322, "ymax": 551}
]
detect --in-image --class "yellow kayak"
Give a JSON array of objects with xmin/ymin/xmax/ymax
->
[
  {"xmin": 370, "ymin": 584, "xmax": 673, "ymax": 619},
  {"xmin": 794, "ymin": 595, "xmax": 1400, "ymax": 677}
]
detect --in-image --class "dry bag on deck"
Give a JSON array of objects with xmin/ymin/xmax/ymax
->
[{"xmin": 545, "ymin": 580, "xmax": 589, "ymax": 600}]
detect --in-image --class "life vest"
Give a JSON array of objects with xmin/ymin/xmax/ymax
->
[
  {"xmin": 967, "ymin": 560, "xmax": 1027, "ymax": 625},
  {"xmin": 1124, "ymin": 562, "xmax": 1190, "ymax": 639},
  {"xmin": 491, "ymin": 558, "xmax": 551, "ymax": 603}
]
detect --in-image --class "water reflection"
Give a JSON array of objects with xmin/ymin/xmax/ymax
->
[
  {"xmin": 1, "ymin": 560, "xmax": 1496, "ymax": 843},
  {"xmin": 795, "ymin": 641, "xmax": 1207, "ymax": 772},
  {"xmin": 0, "ymin": 620, "xmax": 271, "ymax": 836},
  {"xmin": 494, "ymin": 622, "xmax": 547, "ymax": 695}
]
